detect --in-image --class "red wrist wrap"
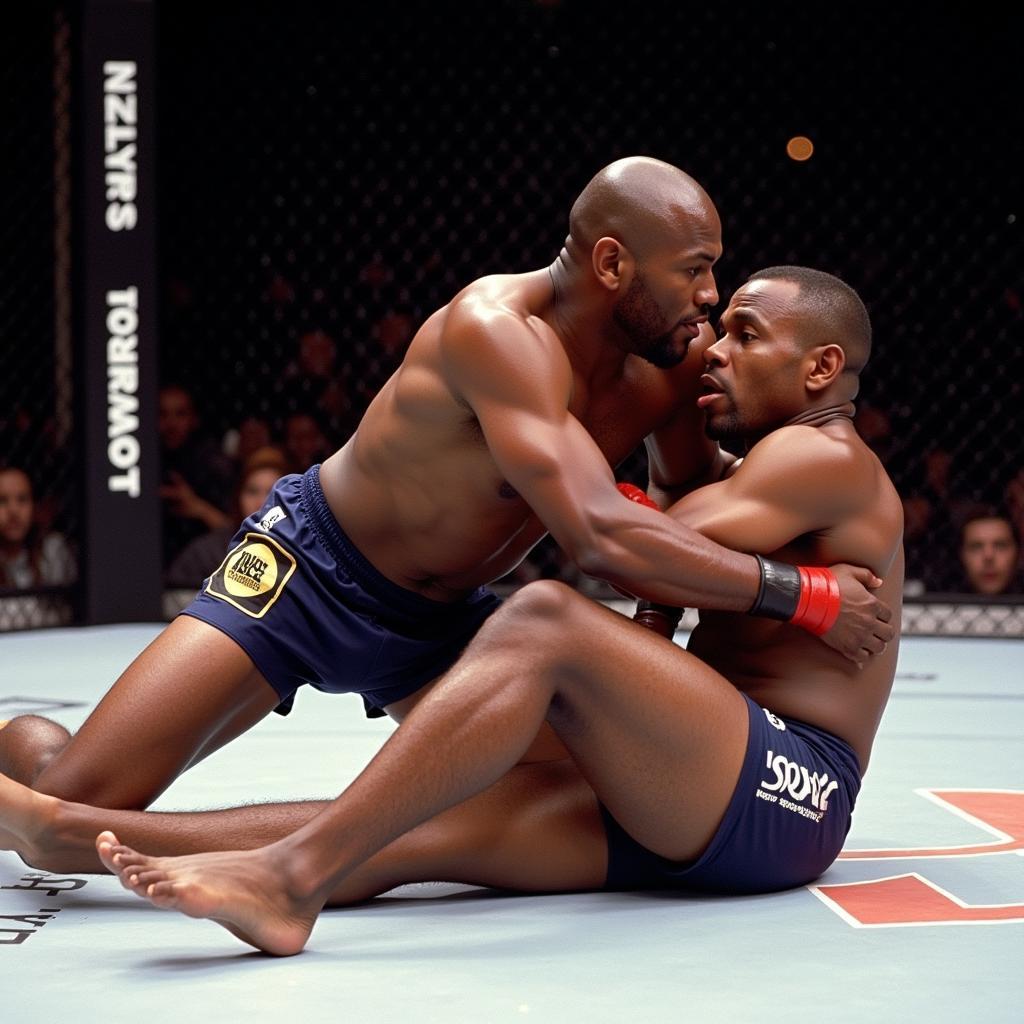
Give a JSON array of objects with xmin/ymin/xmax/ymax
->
[
  {"xmin": 617, "ymin": 483, "xmax": 659, "ymax": 510},
  {"xmin": 790, "ymin": 566, "xmax": 841, "ymax": 636}
]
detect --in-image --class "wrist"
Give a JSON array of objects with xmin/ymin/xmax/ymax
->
[
  {"xmin": 748, "ymin": 556, "xmax": 840, "ymax": 636},
  {"xmin": 633, "ymin": 599, "xmax": 683, "ymax": 639}
]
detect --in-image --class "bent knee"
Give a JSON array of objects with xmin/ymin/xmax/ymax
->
[
  {"xmin": 0, "ymin": 714, "xmax": 69, "ymax": 741},
  {"xmin": 0, "ymin": 715, "xmax": 71, "ymax": 786},
  {"xmin": 469, "ymin": 581, "xmax": 600, "ymax": 666},
  {"xmin": 502, "ymin": 579, "xmax": 593, "ymax": 629}
]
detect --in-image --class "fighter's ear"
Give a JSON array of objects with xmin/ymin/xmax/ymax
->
[
  {"xmin": 804, "ymin": 344, "xmax": 846, "ymax": 392},
  {"xmin": 592, "ymin": 236, "xmax": 634, "ymax": 292}
]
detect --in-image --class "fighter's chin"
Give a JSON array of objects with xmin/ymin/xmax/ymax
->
[
  {"xmin": 638, "ymin": 336, "xmax": 688, "ymax": 369},
  {"xmin": 703, "ymin": 414, "xmax": 746, "ymax": 442}
]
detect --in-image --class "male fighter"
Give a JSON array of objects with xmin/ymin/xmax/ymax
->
[
  {"xmin": 0, "ymin": 267, "xmax": 903, "ymax": 954},
  {"xmin": 0, "ymin": 160, "xmax": 891, "ymax": 838}
]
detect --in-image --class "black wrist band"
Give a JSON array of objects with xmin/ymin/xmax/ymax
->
[
  {"xmin": 634, "ymin": 600, "xmax": 684, "ymax": 629},
  {"xmin": 748, "ymin": 554, "xmax": 801, "ymax": 621}
]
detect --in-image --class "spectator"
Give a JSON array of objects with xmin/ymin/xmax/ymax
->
[
  {"xmin": 166, "ymin": 447, "xmax": 289, "ymax": 590},
  {"xmin": 281, "ymin": 411, "xmax": 331, "ymax": 473},
  {"xmin": 0, "ymin": 466, "xmax": 76, "ymax": 589},
  {"xmin": 223, "ymin": 415, "xmax": 274, "ymax": 468},
  {"xmin": 901, "ymin": 446, "xmax": 975, "ymax": 592},
  {"xmin": 159, "ymin": 384, "xmax": 235, "ymax": 566},
  {"xmin": 1005, "ymin": 468, "xmax": 1024, "ymax": 564},
  {"xmin": 375, "ymin": 308, "xmax": 416, "ymax": 360},
  {"xmin": 278, "ymin": 328, "xmax": 352, "ymax": 437},
  {"xmin": 958, "ymin": 510, "xmax": 1021, "ymax": 596},
  {"xmin": 853, "ymin": 402, "xmax": 894, "ymax": 464},
  {"xmin": 359, "ymin": 307, "xmax": 417, "ymax": 403}
]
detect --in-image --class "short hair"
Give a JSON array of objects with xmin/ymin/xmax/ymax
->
[
  {"xmin": 748, "ymin": 266, "xmax": 872, "ymax": 374},
  {"xmin": 0, "ymin": 464, "xmax": 33, "ymax": 490},
  {"xmin": 959, "ymin": 507, "xmax": 1020, "ymax": 548},
  {"xmin": 242, "ymin": 445, "xmax": 289, "ymax": 478}
]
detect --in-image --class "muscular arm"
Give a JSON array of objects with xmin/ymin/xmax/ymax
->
[
  {"xmin": 441, "ymin": 306, "xmax": 760, "ymax": 610},
  {"xmin": 668, "ymin": 424, "xmax": 891, "ymax": 572}
]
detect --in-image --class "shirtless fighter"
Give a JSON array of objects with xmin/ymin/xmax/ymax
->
[
  {"xmin": 0, "ymin": 159, "xmax": 890, "ymax": 859},
  {"xmin": 0, "ymin": 267, "xmax": 903, "ymax": 955}
]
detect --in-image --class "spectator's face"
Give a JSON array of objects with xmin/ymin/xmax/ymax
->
[
  {"xmin": 0, "ymin": 469, "xmax": 34, "ymax": 546},
  {"xmin": 285, "ymin": 416, "xmax": 326, "ymax": 469},
  {"xmin": 159, "ymin": 388, "xmax": 199, "ymax": 450},
  {"xmin": 238, "ymin": 467, "xmax": 281, "ymax": 519},
  {"xmin": 236, "ymin": 417, "xmax": 272, "ymax": 462},
  {"xmin": 299, "ymin": 330, "xmax": 336, "ymax": 377},
  {"xmin": 960, "ymin": 518, "xmax": 1018, "ymax": 595},
  {"xmin": 376, "ymin": 313, "xmax": 415, "ymax": 356}
]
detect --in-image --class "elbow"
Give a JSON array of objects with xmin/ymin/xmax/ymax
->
[{"xmin": 567, "ymin": 535, "xmax": 620, "ymax": 581}]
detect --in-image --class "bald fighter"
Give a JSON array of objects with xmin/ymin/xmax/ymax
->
[{"xmin": 0, "ymin": 160, "xmax": 890, "ymax": 854}]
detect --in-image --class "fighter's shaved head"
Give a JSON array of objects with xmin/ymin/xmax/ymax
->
[{"xmin": 567, "ymin": 157, "xmax": 719, "ymax": 260}]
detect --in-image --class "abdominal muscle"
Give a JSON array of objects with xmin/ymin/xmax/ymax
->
[{"xmin": 318, "ymin": 436, "xmax": 550, "ymax": 600}]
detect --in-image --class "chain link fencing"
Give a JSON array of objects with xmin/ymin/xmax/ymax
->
[{"xmin": 3, "ymin": 3, "xmax": 1022, "ymax": 635}]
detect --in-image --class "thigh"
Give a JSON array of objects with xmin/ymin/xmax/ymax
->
[
  {"xmin": 33, "ymin": 616, "xmax": 281, "ymax": 808},
  {"xmin": 388, "ymin": 685, "xmax": 571, "ymax": 763},
  {"xmin": 537, "ymin": 592, "xmax": 750, "ymax": 865},
  {"xmin": 326, "ymin": 759, "xmax": 607, "ymax": 904}
]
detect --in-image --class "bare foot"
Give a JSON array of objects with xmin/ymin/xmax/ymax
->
[
  {"xmin": 0, "ymin": 771, "xmax": 60, "ymax": 867},
  {"xmin": 95, "ymin": 832, "xmax": 322, "ymax": 956}
]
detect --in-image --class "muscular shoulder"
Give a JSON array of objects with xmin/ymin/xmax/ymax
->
[
  {"xmin": 444, "ymin": 273, "xmax": 554, "ymax": 339},
  {"xmin": 739, "ymin": 423, "xmax": 878, "ymax": 508},
  {"xmin": 439, "ymin": 274, "xmax": 572, "ymax": 403}
]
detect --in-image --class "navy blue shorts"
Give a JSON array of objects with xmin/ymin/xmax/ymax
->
[
  {"xmin": 181, "ymin": 465, "xmax": 502, "ymax": 716},
  {"xmin": 600, "ymin": 694, "xmax": 862, "ymax": 893}
]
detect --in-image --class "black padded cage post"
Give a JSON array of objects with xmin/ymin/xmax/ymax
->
[{"xmin": 76, "ymin": 0, "xmax": 161, "ymax": 623}]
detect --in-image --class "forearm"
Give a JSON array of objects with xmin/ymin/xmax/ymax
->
[
  {"xmin": 580, "ymin": 516, "xmax": 760, "ymax": 611},
  {"xmin": 609, "ymin": 478, "xmax": 881, "ymax": 663}
]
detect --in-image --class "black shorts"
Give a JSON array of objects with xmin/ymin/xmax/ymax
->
[
  {"xmin": 601, "ymin": 694, "xmax": 862, "ymax": 893},
  {"xmin": 181, "ymin": 465, "xmax": 502, "ymax": 716}
]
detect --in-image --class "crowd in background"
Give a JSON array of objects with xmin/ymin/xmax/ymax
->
[
  {"xmin": 6, "ymin": 309, "xmax": 1020, "ymax": 606},
  {"xmin": 5, "ymin": 297, "xmax": 1024, "ymax": 609}
]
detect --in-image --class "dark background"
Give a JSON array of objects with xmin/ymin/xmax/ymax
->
[{"xmin": 3, "ymin": 1, "xmax": 1023, "ymax": 624}]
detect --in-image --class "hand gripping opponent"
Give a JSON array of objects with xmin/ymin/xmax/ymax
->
[{"xmin": 615, "ymin": 483, "xmax": 891, "ymax": 659}]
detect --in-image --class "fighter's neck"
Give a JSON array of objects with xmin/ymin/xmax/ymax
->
[
  {"xmin": 785, "ymin": 401, "xmax": 857, "ymax": 431},
  {"xmin": 545, "ymin": 254, "xmax": 632, "ymax": 382},
  {"xmin": 742, "ymin": 402, "xmax": 858, "ymax": 450}
]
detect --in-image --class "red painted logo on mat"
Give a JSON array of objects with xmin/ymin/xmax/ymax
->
[{"xmin": 811, "ymin": 789, "xmax": 1024, "ymax": 927}]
